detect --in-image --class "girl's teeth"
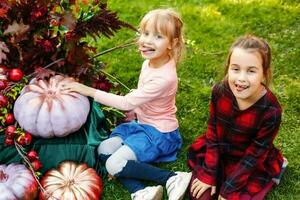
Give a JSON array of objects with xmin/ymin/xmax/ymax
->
[{"xmin": 236, "ymin": 84, "xmax": 248, "ymax": 91}]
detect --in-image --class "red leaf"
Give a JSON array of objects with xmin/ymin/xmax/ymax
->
[
  {"xmin": 0, "ymin": 7, "xmax": 8, "ymax": 18},
  {"xmin": 34, "ymin": 67, "xmax": 56, "ymax": 80},
  {"xmin": 0, "ymin": 41, "xmax": 9, "ymax": 63},
  {"xmin": 3, "ymin": 20, "xmax": 30, "ymax": 36}
]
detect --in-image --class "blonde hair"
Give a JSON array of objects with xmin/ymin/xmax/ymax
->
[
  {"xmin": 139, "ymin": 8, "xmax": 184, "ymax": 64},
  {"xmin": 224, "ymin": 35, "xmax": 272, "ymax": 86}
]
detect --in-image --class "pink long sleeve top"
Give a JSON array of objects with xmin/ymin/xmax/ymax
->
[{"xmin": 93, "ymin": 59, "xmax": 179, "ymax": 132}]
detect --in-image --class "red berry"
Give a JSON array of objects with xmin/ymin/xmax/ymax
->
[
  {"xmin": 5, "ymin": 113, "xmax": 15, "ymax": 125},
  {"xmin": 0, "ymin": 79, "xmax": 8, "ymax": 90},
  {"xmin": 17, "ymin": 132, "xmax": 32, "ymax": 146},
  {"xmin": 0, "ymin": 94, "xmax": 8, "ymax": 107},
  {"xmin": 5, "ymin": 125, "xmax": 16, "ymax": 138},
  {"xmin": 24, "ymin": 132, "xmax": 32, "ymax": 144},
  {"xmin": 5, "ymin": 130, "xmax": 15, "ymax": 139},
  {"xmin": 31, "ymin": 159, "xmax": 42, "ymax": 171},
  {"xmin": 65, "ymin": 31, "xmax": 74, "ymax": 41},
  {"xmin": 4, "ymin": 137, "xmax": 14, "ymax": 145},
  {"xmin": 27, "ymin": 150, "xmax": 39, "ymax": 161},
  {"xmin": 0, "ymin": 65, "xmax": 8, "ymax": 75},
  {"xmin": 50, "ymin": 19, "xmax": 59, "ymax": 26},
  {"xmin": 16, "ymin": 135, "xmax": 26, "ymax": 146},
  {"xmin": 8, "ymin": 68, "xmax": 24, "ymax": 82}
]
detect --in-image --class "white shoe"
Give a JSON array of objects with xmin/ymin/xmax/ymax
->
[
  {"xmin": 131, "ymin": 185, "xmax": 163, "ymax": 200},
  {"xmin": 166, "ymin": 172, "xmax": 192, "ymax": 200}
]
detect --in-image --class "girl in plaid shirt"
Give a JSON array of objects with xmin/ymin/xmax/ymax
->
[{"xmin": 187, "ymin": 35, "xmax": 287, "ymax": 200}]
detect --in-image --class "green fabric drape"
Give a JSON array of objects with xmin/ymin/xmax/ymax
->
[{"xmin": 0, "ymin": 99, "xmax": 109, "ymax": 176}]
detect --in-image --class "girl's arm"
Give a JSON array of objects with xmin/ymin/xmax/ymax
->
[
  {"xmin": 61, "ymin": 81, "xmax": 97, "ymax": 97},
  {"xmin": 219, "ymin": 108, "xmax": 281, "ymax": 198},
  {"xmin": 190, "ymin": 86, "xmax": 220, "ymax": 189},
  {"xmin": 62, "ymin": 76, "xmax": 171, "ymax": 111},
  {"xmin": 199, "ymin": 98, "xmax": 220, "ymax": 185}
]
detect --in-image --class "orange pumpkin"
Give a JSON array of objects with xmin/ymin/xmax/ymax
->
[
  {"xmin": 0, "ymin": 163, "xmax": 38, "ymax": 200},
  {"xmin": 40, "ymin": 161, "xmax": 102, "ymax": 200},
  {"xmin": 13, "ymin": 75, "xmax": 90, "ymax": 138}
]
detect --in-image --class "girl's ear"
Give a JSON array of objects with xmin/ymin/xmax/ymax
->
[
  {"xmin": 172, "ymin": 38, "xmax": 179, "ymax": 47},
  {"xmin": 168, "ymin": 38, "xmax": 178, "ymax": 50},
  {"xmin": 262, "ymin": 76, "xmax": 267, "ymax": 84}
]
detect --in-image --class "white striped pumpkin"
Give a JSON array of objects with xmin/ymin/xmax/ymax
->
[
  {"xmin": 0, "ymin": 163, "xmax": 38, "ymax": 200},
  {"xmin": 40, "ymin": 161, "xmax": 102, "ymax": 200},
  {"xmin": 13, "ymin": 75, "xmax": 90, "ymax": 138}
]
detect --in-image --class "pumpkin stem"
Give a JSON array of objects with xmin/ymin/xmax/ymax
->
[
  {"xmin": 0, "ymin": 170, "xmax": 8, "ymax": 183},
  {"xmin": 66, "ymin": 179, "xmax": 75, "ymax": 187}
]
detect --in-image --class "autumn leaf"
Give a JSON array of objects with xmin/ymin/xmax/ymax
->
[
  {"xmin": 3, "ymin": 20, "xmax": 30, "ymax": 36},
  {"xmin": 0, "ymin": 7, "xmax": 8, "ymax": 18},
  {"xmin": 34, "ymin": 67, "xmax": 56, "ymax": 80},
  {"xmin": 80, "ymin": 0, "xmax": 89, "ymax": 5},
  {"xmin": 0, "ymin": 41, "xmax": 9, "ymax": 63},
  {"xmin": 61, "ymin": 12, "xmax": 76, "ymax": 30}
]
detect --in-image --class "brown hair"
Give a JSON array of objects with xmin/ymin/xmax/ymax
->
[
  {"xmin": 139, "ymin": 8, "xmax": 184, "ymax": 64},
  {"xmin": 223, "ymin": 35, "xmax": 272, "ymax": 86}
]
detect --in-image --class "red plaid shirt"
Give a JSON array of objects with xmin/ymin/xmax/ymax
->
[{"xmin": 188, "ymin": 82, "xmax": 284, "ymax": 199}]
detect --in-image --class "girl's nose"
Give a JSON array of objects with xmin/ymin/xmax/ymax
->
[
  {"xmin": 143, "ymin": 35, "xmax": 152, "ymax": 44},
  {"xmin": 238, "ymin": 72, "xmax": 247, "ymax": 81}
]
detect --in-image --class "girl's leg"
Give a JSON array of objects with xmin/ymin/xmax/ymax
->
[
  {"xmin": 106, "ymin": 145, "xmax": 174, "ymax": 184},
  {"xmin": 252, "ymin": 181, "xmax": 275, "ymax": 200},
  {"xmin": 98, "ymin": 137, "xmax": 146, "ymax": 193},
  {"xmin": 190, "ymin": 190, "xmax": 212, "ymax": 200},
  {"xmin": 97, "ymin": 136, "xmax": 124, "ymax": 156},
  {"xmin": 103, "ymin": 144, "xmax": 145, "ymax": 193},
  {"xmin": 239, "ymin": 181, "xmax": 275, "ymax": 200},
  {"xmin": 106, "ymin": 145, "xmax": 192, "ymax": 199}
]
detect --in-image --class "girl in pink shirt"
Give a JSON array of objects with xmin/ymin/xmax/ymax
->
[{"xmin": 62, "ymin": 8, "xmax": 191, "ymax": 200}]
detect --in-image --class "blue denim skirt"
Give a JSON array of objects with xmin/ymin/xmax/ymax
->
[{"xmin": 110, "ymin": 121, "xmax": 182, "ymax": 163}]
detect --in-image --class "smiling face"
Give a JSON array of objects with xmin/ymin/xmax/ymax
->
[
  {"xmin": 228, "ymin": 47, "xmax": 265, "ymax": 108},
  {"xmin": 138, "ymin": 22, "xmax": 172, "ymax": 68}
]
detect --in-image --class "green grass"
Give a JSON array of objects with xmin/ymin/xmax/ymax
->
[{"xmin": 92, "ymin": 0, "xmax": 300, "ymax": 199}]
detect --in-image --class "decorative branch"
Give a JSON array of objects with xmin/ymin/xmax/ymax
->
[
  {"xmin": 2, "ymin": 58, "xmax": 65, "ymax": 94},
  {"xmin": 14, "ymin": 141, "xmax": 60, "ymax": 200},
  {"xmin": 98, "ymin": 69, "xmax": 131, "ymax": 92},
  {"xmin": 14, "ymin": 142, "xmax": 45, "ymax": 195},
  {"xmin": 89, "ymin": 40, "xmax": 136, "ymax": 60}
]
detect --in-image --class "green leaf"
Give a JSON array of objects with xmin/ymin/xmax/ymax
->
[
  {"xmin": 0, "ymin": 116, "xmax": 5, "ymax": 125},
  {"xmin": 82, "ymin": 12, "xmax": 95, "ymax": 22},
  {"xmin": 59, "ymin": 25, "xmax": 69, "ymax": 33},
  {"xmin": 35, "ymin": 171, "xmax": 42, "ymax": 177},
  {"xmin": 0, "ymin": 108, "xmax": 7, "ymax": 115}
]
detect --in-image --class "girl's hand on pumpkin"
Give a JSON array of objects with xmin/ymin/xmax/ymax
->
[
  {"xmin": 190, "ymin": 178, "xmax": 216, "ymax": 199},
  {"xmin": 61, "ymin": 82, "xmax": 96, "ymax": 97}
]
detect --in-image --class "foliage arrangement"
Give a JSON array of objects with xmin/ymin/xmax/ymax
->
[
  {"xmin": 0, "ymin": 0, "xmax": 133, "ymax": 133},
  {"xmin": 0, "ymin": 0, "xmax": 133, "ymax": 192},
  {"xmin": 0, "ymin": 0, "xmax": 133, "ymax": 77}
]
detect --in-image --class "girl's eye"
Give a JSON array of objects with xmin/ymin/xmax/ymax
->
[
  {"xmin": 142, "ymin": 32, "xmax": 149, "ymax": 36},
  {"xmin": 156, "ymin": 35, "xmax": 163, "ymax": 39}
]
